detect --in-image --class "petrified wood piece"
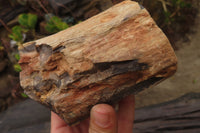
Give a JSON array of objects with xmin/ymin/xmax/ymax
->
[{"xmin": 19, "ymin": 1, "xmax": 177, "ymax": 125}]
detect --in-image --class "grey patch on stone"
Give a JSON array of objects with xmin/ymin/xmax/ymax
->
[
  {"xmin": 53, "ymin": 45, "xmax": 66, "ymax": 53},
  {"xmin": 76, "ymin": 60, "xmax": 148, "ymax": 76},
  {"xmin": 36, "ymin": 44, "xmax": 53, "ymax": 66},
  {"xmin": 111, "ymin": 60, "xmax": 149, "ymax": 75},
  {"xmin": 20, "ymin": 42, "xmax": 36, "ymax": 53},
  {"xmin": 139, "ymin": 4, "xmax": 144, "ymax": 10}
]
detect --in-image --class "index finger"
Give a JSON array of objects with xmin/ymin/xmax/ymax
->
[
  {"xmin": 51, "ymin": 112, "xmax": 71, "ymax": 133},
  {"xmin": 117, "ymin": 95, "xmax": 135, "ymax": 133}
]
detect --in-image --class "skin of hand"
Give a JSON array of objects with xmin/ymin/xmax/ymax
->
[{"xmin": 51, "ymin": 95, "xmax": 135, "ymax": 133}]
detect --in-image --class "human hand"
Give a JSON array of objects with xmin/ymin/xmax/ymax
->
[{"xmin": 51, "ymin": 95, "xmax": 135, "ymax": 133}]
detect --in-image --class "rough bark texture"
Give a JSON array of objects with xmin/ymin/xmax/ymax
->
[{"xmin": 19, "ymin": 1, "xmax": 177, "ymax": 125}]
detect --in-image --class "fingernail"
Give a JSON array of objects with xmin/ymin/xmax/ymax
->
[{"xmin": 92, "ymin": 108, "xmax": 111, "ymax": 128}]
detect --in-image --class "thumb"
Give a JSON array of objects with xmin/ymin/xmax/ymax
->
[{"xmin": 89, "ymin": 104, "xmax": 117, "ymax": 133}]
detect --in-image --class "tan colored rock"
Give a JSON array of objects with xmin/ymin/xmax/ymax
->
[{"xmin": 19, "ymin": 1, "xmax": 177, "ymax": 125}]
